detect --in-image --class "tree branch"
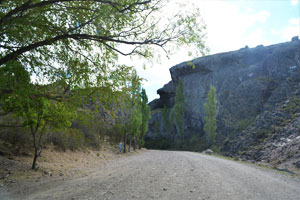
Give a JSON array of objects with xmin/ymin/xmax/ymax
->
[
  {"xmin": 0, "ymin": 124, "xmax": 24, "ymax": 128},
  {"xmin": 0, "ymin": 0, "xmax": 33, "ymax": 25},
  {"xmin": 0, "ymin": 0, "xmax": 152, "ymax": 25},
  {"xmin": 0, "ymin": 32, "xmax": 170, "ymax": 66}
]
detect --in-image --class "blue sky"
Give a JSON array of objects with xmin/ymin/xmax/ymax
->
[
  {"xmin": 121, "ymin": 0, "xmax": 300, "ymax": 102},
  {"xmin": 233, "ymin": 0, "xmax": 299, "ymax": 44}
]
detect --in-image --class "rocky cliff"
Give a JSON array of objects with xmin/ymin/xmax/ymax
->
[{"xmin": 146, "ymin": 36, "xmax": 300, "ymax": 168}]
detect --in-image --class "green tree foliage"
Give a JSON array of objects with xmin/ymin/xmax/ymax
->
[
  {"xmin": 139, "ymin": 88, "xmax": 151, "ymax": 148},
  {"xmin": 0, "ymin": 63, "xmax": 76, "ymax": 169},
  {"xmin": 162, "ymin": 105, "xmax": 171, "ymax": 132},
  {"xmin": 128, "ymin": 104, "xmax": 142, "ymax": 151},
  {"xmin": 124, "ymin": 74, "xmax": 151, "ymax": 151},
  {"xmin": 0, "ymin": 0, "xmax": 207, "ymax": 86},
  {"xmin": 174, "ymin": 79, "xmax": 185, "ymax": 138},
  {"xmin": 204, "ymin": 85, "xmax": 217, "ymax": 147},
  {"xmin": 113, "ymin": 75, "xmax": 150, "ymax": 152}
]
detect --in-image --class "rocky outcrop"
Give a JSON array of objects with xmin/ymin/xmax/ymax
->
[
  {"xmin": 146, "ymin": 37, "xmax": 300, "ymax": 161},
  {"xmin": 149, "ymin": 81, "xmax": 175, "ymax": 110},
  {"xmin": 223, "ymin": 88, "xmax": 300, "ymax": 167}
]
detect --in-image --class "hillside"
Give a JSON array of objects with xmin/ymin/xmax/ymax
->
[{"xmin": 223, "ymin": 93, "xmax": 300, "ymax": 170}]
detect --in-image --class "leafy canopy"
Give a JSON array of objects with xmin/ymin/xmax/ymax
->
[{"xmin": 0, "ymin": 0, "xmax": 207, "ymax": 90}]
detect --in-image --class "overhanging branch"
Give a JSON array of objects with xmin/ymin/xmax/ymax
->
[
  {"xmin": 0, "ymin": 32, "xmax": 172, "ymax": 66},
  {"xmin": 0, "ymin": 0, "xmax": 152, "ymax": 25},
  {"xmin": 0, "ymin": 124, "xmax": 24, "ymax": 128}
]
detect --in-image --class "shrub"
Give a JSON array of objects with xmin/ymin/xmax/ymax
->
[
  {"xmin": 255, "ymin": 129, "xmax": 272, "ymax": 140},
  {"xmin": 68, "ymin": 128, "xmax": 85, "ymax": 150},
  {"xmin": 187, "ymin": 134, "xmax": 208, "ymax": 152},
  {"xmin": 49, "ymin": 128, "xmax": 85, "ymax": 151},
  {"xmin": 234, "ymin": 118, "xmax": 254, "ymax": 131}
]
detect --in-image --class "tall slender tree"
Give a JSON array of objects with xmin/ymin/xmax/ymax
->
[
  {"xmin": 139, "ymin": 88, "xmax": 151, "ymax": 148},
  {"xmin": 204, "ymin": 85, "xmax": 217, "ymax": 147},
  {"xmin": 174, "ymin": 79, "xmax": 185, "ymax": 139}
]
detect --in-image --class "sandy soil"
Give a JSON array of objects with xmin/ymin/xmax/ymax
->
[{"xmin": 1, "ymin": 150, "xmax": 300, "ymax": 200}]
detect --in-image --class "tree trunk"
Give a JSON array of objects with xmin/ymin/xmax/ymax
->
[
  {"xmin": 133, "ymin": 137, "xmax": 136, "ymax": 151},
  {"xmin": 123, "ymin": 134, "xmax": 127, "ymax": 153},
  {"xmin": 32, "ymin": 148, "xmax": 38, "ymax": 169},
  {"xmin": 30, "ymin": 121, "xmax": 47, "ymax": 170},
  {"xmin": 128, "ymin": 135, "xmax": 131, "ymax": 152},
  {"xmin": 138, "ymin": 137, "xmax": 142, "ymax": 149},
  {"xmin": 31, "ymin": 125, "xmax": 39, "ymax": 170}
]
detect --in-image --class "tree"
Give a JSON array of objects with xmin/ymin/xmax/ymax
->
[
  {"xmin": 174, "ymin": 79, "xmax": 184, "ymax": 138},
  {"xmin": 127, "ymin": 104, "xmax": 142, "ymax": 151},
  {"xmin": 0, "ymin": 63, "xmax": 75, "ymax": 169},
  {"xmin": 162, "ymin": 105, "xmax": 170, "ymax": 131},
  {"xmin": 138, "ymin": 88, "xmax": 151, "ymax": 148},
  {"xmin": 204, "ymin": 85, "xmax": 217, "ymax": 147}
]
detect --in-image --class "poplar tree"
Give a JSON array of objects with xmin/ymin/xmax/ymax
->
[
  {"xmin": 139, "ymin": 88, "xmax": 151, "ymax": 148},
  {"xmin": 204, "ymin": 85, "xmax": 217, "ymax": 147},
  {"xmin": 174, "ymin": 79, "xmax": 184, "ymax": 138}
]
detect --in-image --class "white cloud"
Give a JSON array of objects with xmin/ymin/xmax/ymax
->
[
  {"xmin": 289, "ymin": 17, "xmax": 300, "ymax": 25},
  {"xmin": 196, "ymin": 0, "xmax": 271, "ymax": 53},
  {"xmin": 271, "ymin": 29, "xmax": 281, "ymax": 36},
  {"xmin": 291, "ymin": 0, "xmax": 299, "ymax": 6},
  {"xmin": 281, "ymin": 26, "xmax": 300, "ymax": 40},
  {"xmin": 280, "ymin": 18, "xmax": 300, "ymax": 40},
  {"xmin": 243, "ymin": 29, "xmax": 272, "ymax": 47},
  {"xmin": 270, "ymin": 17, "xmax": 299, "ymax": 41}
]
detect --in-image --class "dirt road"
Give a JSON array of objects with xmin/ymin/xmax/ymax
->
[{"xmin": 1, "ymin": 150, "xmax": 300, "ymax": 200}]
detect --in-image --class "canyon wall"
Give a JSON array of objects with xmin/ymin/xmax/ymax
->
[{"xmin": 146, "ymin": 37, "xmax": 300, "ymax": 153}]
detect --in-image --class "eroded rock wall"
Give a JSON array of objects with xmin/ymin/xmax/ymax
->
[{"xmin": 146, "ymin": 37, "xmax": 300, "ymax": 147}]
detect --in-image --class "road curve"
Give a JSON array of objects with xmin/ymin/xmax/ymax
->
[{"xmin": 2, "ymin": 150, "xmax": 300, "ymax": 200}]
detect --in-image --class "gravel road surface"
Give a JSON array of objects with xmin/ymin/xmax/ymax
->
[{"xmin": 1, "ymin": 150, "xmax": 300, "ymax": 200}]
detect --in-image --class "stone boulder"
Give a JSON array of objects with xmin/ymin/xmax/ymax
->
[{"xmin": 202, "ymin": 149, "xmax": 213, "ymax": 155}]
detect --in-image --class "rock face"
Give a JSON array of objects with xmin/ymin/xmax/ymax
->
[
  {"xmin": 146, "ymin": 37, "xmax": 300, "ymax": 158},
  {"xmin": 223, "ymin": 92, "xmax": 300, "ymax": 169}
]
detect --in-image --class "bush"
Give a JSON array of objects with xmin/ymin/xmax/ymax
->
[
  {"xmin": 0, "ymin": 124, "xmax": 32, "ymax": 155},
  {"xmin": 71, "ymin": 120, "xmax": 101, "ymax": 149},
  {"xmin": 144, "ymin": 138, "xmax": 172, "ymax": 150},
  {"xmin": 68, "ymin": 128, "xmax": 85, "ymax": 150},
  {"xmin": 254, "ymin": 129, "xmax": 272, "ymax": 140},
  {"xmin": 186, "ymin": 134, "xmax": 209, "ymax": 152},
  {"xmin": 0, "ymin": 127, "xmax": 31, "ymax": 146},
  {"xmin": 234, "ymin": 118, "xmax": 254, "ymax": 131},
  {"xmin": 49, "ymin": 128, "xmax": 85, "ymax": 151}
]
